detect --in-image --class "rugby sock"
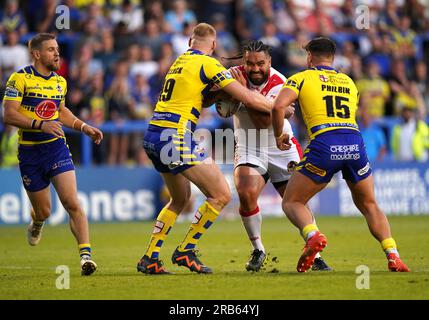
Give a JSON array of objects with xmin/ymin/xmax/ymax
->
[
  {"xmin": 302, "ymin": 224, "xmax": 319, "ymax": 241},
  {"xmin": 381, "ymin": 238, "xmax": 400, "ymax": 257},
  {"xmin": 78, "ymin": 243, "xmax": 92, "ymax": 258},
  {"xmin": 301, "ymin": 218, "xmax": 321, "ymax": 258},
  {"xmin": 145, "ymin": 207, "xmax": 178, "ymax": 259},
  {"xmin": 178, "ymin": 201, "xmax": 219, "ymax": 252},
  {"xmin": 239, "ymin": 206, "xmax": 265, "ymax": 252}
]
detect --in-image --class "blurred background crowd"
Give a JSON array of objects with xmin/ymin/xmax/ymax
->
[{"xmin": 0, "ymin": 0, "xmax": 428, "ymax": 168}]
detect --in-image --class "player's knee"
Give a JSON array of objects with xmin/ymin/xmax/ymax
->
[
  {"xmin": 359, "ymin": 199, "xmax": 380, "ymax": 216},
  {"xmin": 212, "ymin": 187, "xmax": 231, "ymax": 209},
  {"xmin": 62, "ymin": 198, "xmax": 81, "ymax": 214},
  {"xmin": 236, "ymin": 186, "xmax": 259, "ymax": 209},
  {"xmin": 34, "ymin": 206, "xmax": 51, "ymax": 220},
  {"xmin": 170, "ymin": 195, "xmax": 190, "ymax": 213}
]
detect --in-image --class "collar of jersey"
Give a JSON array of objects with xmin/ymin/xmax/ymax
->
[
  {"xmin": 312, "ymin": 65, "xmax": 338, "ymax": 73},
  {"xmin": 187, "ymin": 49, "xmax": 204, "ymax": 55},
  {"xmin": 31, "ymin": 65, "xmax": 54, "ymax": 80}
]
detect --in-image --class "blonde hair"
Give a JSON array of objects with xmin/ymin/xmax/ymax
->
[{"xmin": 191, "ymin": 23, "xmax": 216, "ymax": 40}]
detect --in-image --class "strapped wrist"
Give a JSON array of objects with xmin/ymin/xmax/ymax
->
[
  {"xmin": 80, "ymin": 122, "xmax": 87, "ymax": 132},
  {"xmin": 72, "ymin": 118, "xmax": 79, "ymax": 130}
]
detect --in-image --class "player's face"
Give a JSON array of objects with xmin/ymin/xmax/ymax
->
[
  {"xmin": 243, "ymin": 51, "xmax": 271, "ymax": 86},
  {"xmin": 39, "ymin": 39, "xmax": 60, "ymax": 71}
]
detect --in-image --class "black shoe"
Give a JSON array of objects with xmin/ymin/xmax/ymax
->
[
  {"xmin": 245, "ymin": 249, "xmax": 267, "ymax": 272},
  {"xmin": 171, "ymin": 247, "xmax": 212, "ymax": 274},
  {"xmin": 312, "ymin": 257, "xmax": 333, "ymax": 271},
  {"xmin": 137, "ymin": 255, "xmax": 170, "ymax": 274}
]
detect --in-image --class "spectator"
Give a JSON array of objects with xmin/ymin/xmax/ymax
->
[
  {"xmin": 82, "ymin": 72, "xmax": 108, "ymax": 164},
  {"xmin": 390, "ymin": 15, "xmax": 417, "ymax": 60},
  {"xmin": 356, "ymin": 61, "xmax": 391, "ymax": 118},
  {"xmin": 130, "ymin": 73, "xmax": 153, "ymax": 120},
  {"xmin": 211, "ymin": 13, "xmax": 237, "ymax": 60},
  {"xmin": 0, "ymin": 124, "xmax": 19, "ymax": 168},
  {"xmin": 358, "ymin": 97, "xmax": 387, "ymax": 162},
  {"xmin": 110, "ymin": 0, "xmax": 144, "ymax": 32},
  {"xmin": 138, "ymin": 19, "xmax": 166, "ymax": 60},
  {"xmin": 0, "ymin": 30, "xmax": 30, "ymax": 79},
  {"xmin": 164, "ymin": 0, "xmax": 197, "ymax": 34},
  {"xmin": 171, "ymin": 21, "xmax": 196, "ymax": 57},
  {"xmin": 94, "ymin": 29, "xmax": 118, "ymax": 74},
  {"xmin": 107, "ymin": 61, "xmax": 134, "ymax": 165},
  {"xmin": 391, "ymin": 104, "xmax": 429, "ymax": 162},
  {"xmin": 305, "ymin": 0, "xmax": 336, "ymax": 35},
  {"xmin": 0, "ymin": 0, "xmax": 27, "ymax": 36},
  {"xmin": 130, "ymin": 45, "xmax": 159, "ymax": 80}
]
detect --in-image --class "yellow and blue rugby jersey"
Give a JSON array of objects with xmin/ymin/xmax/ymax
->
[
  {"xmin": 3, "ymin": 65, "xmax": 67, "ymax": 145},
  {"xmin": 282, "ymin": 65, "xmax": 359, "ymax": 139},
  {"xmin": 149, "ymin": 49, "xmax": 235, "ymax": 135}
]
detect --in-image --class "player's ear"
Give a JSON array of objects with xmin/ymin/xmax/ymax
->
[{"xmin": 188, "ymin": 37, "xmax": 192, "ymax": 47}]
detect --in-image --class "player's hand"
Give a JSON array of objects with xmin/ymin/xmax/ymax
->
[
  {"xmin": 230, "ymin": 67, "xmax": 247, "ymax": 87},
  {"xmin": 275, "ymin": 133, "xmax": 292, "ymax": 151},
  {"xmin": 83, "ymin": 125, "xmax": 103, "ymax": 145},
  {"xmin": 41, "ymin": 121, "xmax": 64, "ymax": 137},
  {"xmin": 285, "ymin": 104, "xmax": 295, "ymax": 118}
]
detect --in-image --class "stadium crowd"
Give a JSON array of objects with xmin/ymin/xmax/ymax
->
[{"xmin": 0, "ymin": 0, "xmax": 428, "ymax": 167}]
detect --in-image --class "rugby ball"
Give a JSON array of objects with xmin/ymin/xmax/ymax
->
[{"xmin": 215, "ymin": 99, "xmax": 241, "ymax": 118}]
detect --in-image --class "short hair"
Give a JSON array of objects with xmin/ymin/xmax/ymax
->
[
  {"xmin": 28, "ymin": 33, "xmax": 56, "ymax": 51},
  {"xmin": 304, "ymin": 37, "xmax": 336, "ymax": 58},
  {"xmin": 191, "ymin": 23, "xmax": 216, "ymax": 39}
]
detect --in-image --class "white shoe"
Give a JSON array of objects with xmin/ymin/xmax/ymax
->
[
  {"xmin": 27, "ymin": 221, "xmax": 44, "ymax": 246},
  {"xmin": 80, "ymin": 256, "xmax": 97, "ymax": 276}
]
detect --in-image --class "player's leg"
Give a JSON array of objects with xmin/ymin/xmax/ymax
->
[
  {"xmin": 274, "ymin": 180, "xmax": 332, "ymax": 271},
  {"xmin": 283, "ymin": 171, "xmax": 329, "ymax": 272},
  {"xmin": 346, "ymin": 175, "xmax": 409, "ymax": 272},
  {"xmin": 51, "ymin": 170, "xmax": 97, "ymax": 275},
  {"xmin": 25, "ymin": 187, "xmax": 51, "ymax": 246},
  {"xmin": 138, "ymin": 172, "xmax": 191, "ymax": 274},
  {"xmin": 171, "ymin": 159, "xmax": 231, "ymax": 273},
  {"xmin": 234, "ymin": 165, "xmax": 268, "ymax": 271}
]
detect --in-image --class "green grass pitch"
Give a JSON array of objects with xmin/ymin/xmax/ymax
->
[{"xmin": 1, "ymin": 216, "xmax": 428, "ymax": 300}]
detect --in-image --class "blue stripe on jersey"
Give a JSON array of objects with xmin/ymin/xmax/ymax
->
[
  {"xmin": 199, "ymin": 66, "xmax": 210, "ymax": 84},
  {"xmin": 310, "ymin": 123, "xmax": 359, "ymax": 134},
  {"xmin": 191, "ymin": 107, "xmax": 200, "ymax": 119},
  {"xmin": 311, "ymin": 65, "xmax": 339, "ymax": 73},
  {"xmin": 151, "ymin": 111, "xmax": 181, "ymax": 123},
  {"xmin": 22, "ymin": 96, "xmax": 62, "ymax": 107},
  {"xmin": 22, "ymin": 131, "xmax": 57, "ymax": 142},
  {"xmin": 24, "ymin": 66, "xmax": 33, "ymax": 74},
  {"xmin": 30, "ymin": 66, "xmax": 55, "ymax": 80}
]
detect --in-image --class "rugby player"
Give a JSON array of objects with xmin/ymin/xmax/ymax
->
[
  {"xmin": 2, "ymin": 33, "xmax": 103, "ymax": 275},
  {"xmin": 272, "ymin": 37, "xmax": 409, "ymax": 272},
  {"xmin": 227, "ymin": 40, "xmax": 331, "ymax": 272},
  {"xmin": 136, "ymin": 23, "xmax": 273, "ymax": 274}
]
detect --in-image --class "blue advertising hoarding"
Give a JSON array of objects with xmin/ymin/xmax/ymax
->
[{"xmin": 0, "ymin": 162, "xmax": 428, "ymax": 225}]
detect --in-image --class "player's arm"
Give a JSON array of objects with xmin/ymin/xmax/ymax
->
[
  {"xmin": 3, "ymin": 100, "xmax": 65, "ymax": 137},
  {"xmin": 272, "ymin": 88, "xmax": 298, "ymax": 150},
  {"xmin": 58, "ymin": 103, "xmax": 103, "ymax": 145},
  {"xmin": 222, "ymin": 81, "xmax": 272, "ymax": 114},
  {"xmin": 202, "ymin": 89, "xmax": 231, "ymax": 108},
  {"xmin": 205, "ymin": 60, "xmax": 272, "ymax": 113}
]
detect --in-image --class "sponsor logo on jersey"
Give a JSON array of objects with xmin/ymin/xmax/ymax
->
[
  {"xmin": 35, "ymin": 100, "xmax": 57, "ymax": 119},
  {"xmin": 5, "ymin": 86, "xmax": 19, "ymax": 98},
  {"xmin": 319, "ymin": 75, "xmax": 329, "ymax": 82}
]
